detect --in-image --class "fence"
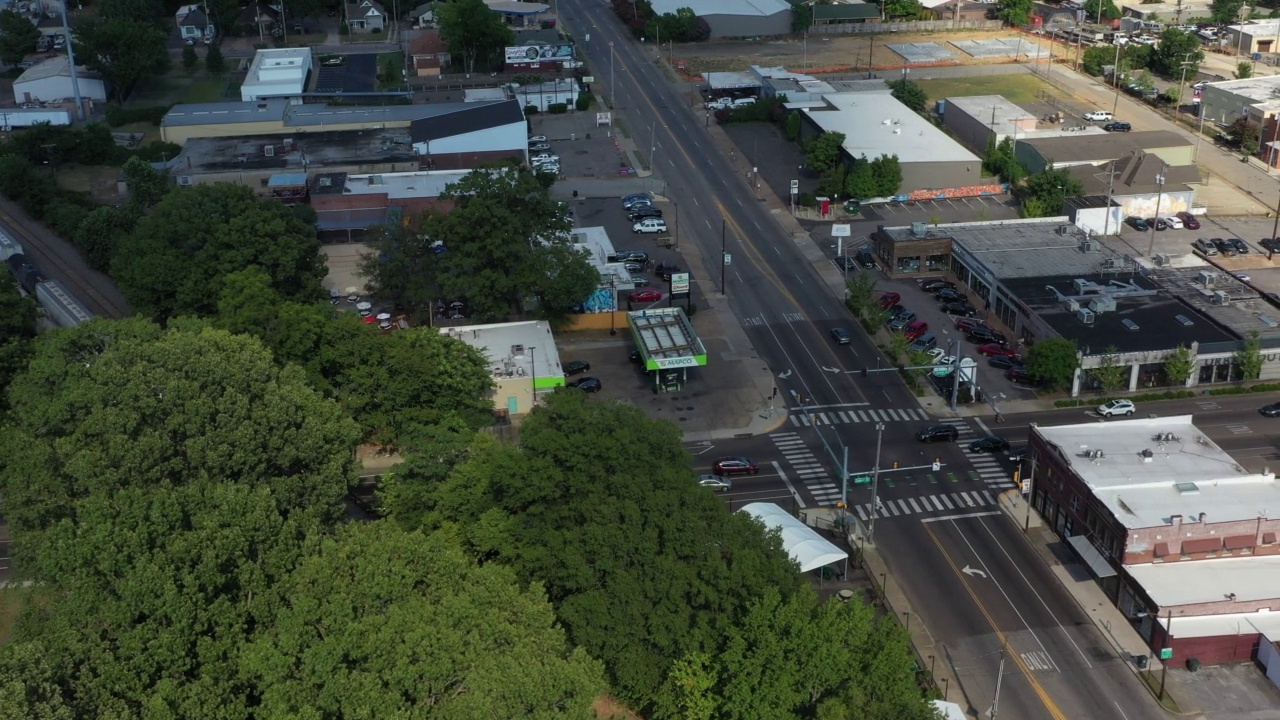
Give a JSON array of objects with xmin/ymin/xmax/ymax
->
[{"xmin": 811, "ymin": 19, "xmax": 1003, "ymax": 34}]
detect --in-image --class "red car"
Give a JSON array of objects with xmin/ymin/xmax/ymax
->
[
  {"xmin": 978, "ymin": 343, "xmax": 1019, "ymax": 358},
  {"xmin": 954, "ymin": 316, "xmax": 986, "ymax": 332},
  {"xmin": 879, "ymin": 292, "xmax": 901, "ymax": 309},
  {"xmin": 1176, "ymin": 211, "xmax": 1201, "ymax": 230},
  {"xmin": 904, "ymin": 320, "xmax": 929, "ymax": 340},
  {"xmin": 713, "ymin": 456, "xmax": 759, "ymax": 475},
  {"xmin": 629, "ymin": 289, "xmax": 663, "ymax": 303}
]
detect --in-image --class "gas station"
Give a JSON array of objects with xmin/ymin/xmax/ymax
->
[{"xmin": 627, "ymin": 306, "xmax": 708, "ymax": 393}]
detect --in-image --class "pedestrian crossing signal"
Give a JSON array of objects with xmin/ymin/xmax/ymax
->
[
  {"xmin": 892, "ymin": 460, "xmax": 899, "ymax": 469},
  {"xmin": 835, "ymin": 501, "xmax": 847, "ymax": 509}
]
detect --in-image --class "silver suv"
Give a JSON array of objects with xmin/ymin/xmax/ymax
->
[{"xmin": 1193, "ymin": 238, "xmax": 1218, "ymax": 256}]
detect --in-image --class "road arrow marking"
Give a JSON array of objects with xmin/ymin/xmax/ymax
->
[
  {"xmin": 778, "ymin": 369, "xmax": 793, "ymax": 379},
  {"xmin": 962, "ymin": 565, "xmax": 987, "ymax": 579},
  {"xmin": 822, "ymin": 366, "xmax": 840, "ymax": 374}
]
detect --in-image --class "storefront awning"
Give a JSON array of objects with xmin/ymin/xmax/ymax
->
[{"xmin": 1067, "ymin": 535, "xmax": 1117, "ymax": 579}]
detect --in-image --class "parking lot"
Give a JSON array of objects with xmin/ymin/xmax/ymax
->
[{"xmin": 527, "ymin": 111, "xmax": 639, "ymax": 180}]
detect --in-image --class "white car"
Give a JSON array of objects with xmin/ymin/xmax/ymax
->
[
  {"xmin": 1097, "ymin": 399, "xmax": 1136, "ymax": 417},
  {"xmin": 1083, "ymin": 110, "xmax": 1114, "ymax": 121},
  {"xmin": 1162, "ymin": 215, "xmax": 1183, "ymax": 229},
  {"xmin": 534, "ymin": 164, "xmax": 560, "ymax": 175},
  {"xmin": 697, "ymin": 474, "xmax": 732, "ymax": 491},
  {"xmin": 527, "ymin": 135, "xmax": 547, "ymax": 144},
  {"xmin": 633, "ymin": 218, "xmax": 668, "ymax": 234},
  {"xmin": 531, "ymin": 154, "xmax": 559, "ymax": 165}
]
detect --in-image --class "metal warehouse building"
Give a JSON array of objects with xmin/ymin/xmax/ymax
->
[{"xmin": 650, "ymin": 0, "xmax": 791, "ymax": 38}]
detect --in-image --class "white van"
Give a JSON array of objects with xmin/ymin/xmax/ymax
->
[
  {"xmin": 633, "ymin": 218, "xmax": 668, "ymax": 234},
  {"xmin": 731, "ymin": 97, "xmax": 757, "ymax": 108}
]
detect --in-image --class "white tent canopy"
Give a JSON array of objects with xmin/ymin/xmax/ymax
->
[{"xmin": 739, "ymin": 502, "xmax": 848, "ymax": 573}]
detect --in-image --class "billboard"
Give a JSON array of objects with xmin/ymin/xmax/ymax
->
[{"xmin": 504, "ymin": 44, "xmax": 575, "ymax": 65}]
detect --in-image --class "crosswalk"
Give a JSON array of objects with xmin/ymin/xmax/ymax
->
[
  {"xmin": 789, "ymin": 406, "xmax": 931, "ymax": 427},
  {"xmin": 941, "ymin": 418, "xmax": 1017, "ymax": 491},
  {"xmin": 848, "ymin": 489, "xmax": 998, "ymax": 521},
  {"xmin": 771, "ymin": 432, "xmax": 842, "ymax": 504}
]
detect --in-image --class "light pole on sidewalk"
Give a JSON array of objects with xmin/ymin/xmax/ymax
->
[{"xmin": 867, "ymin": 422, "xmax": 886, "ymax": 544}]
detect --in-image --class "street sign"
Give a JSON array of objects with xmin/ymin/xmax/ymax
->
[
  {"xmin": 790, "ymin": 179, "xmax": 799, "ymax": 193},
  {"xmin": 1021, "ymin": 478, "xmax": 1031, "ymax": 496},
  {"xmin": 1160, "ymin": 647, "xmax": 1173, "ymax": 661},
  {"xmin": 932, "ymin": 367, "xmax": 953, "ymax": 377},
  {"xmin": 723, "ymin": 253, "xmax": 732, "ymax": 266},
  {"xmin": 671, "ymin": 272, "xmax": 690, "ymax": 294},
  {"xmin": 832, "ymin": 224, "xmax": 852, "ymax": 237},
  {"xmin": 853, "ymin": 476, "xmax": 871, "ymax": 485}
]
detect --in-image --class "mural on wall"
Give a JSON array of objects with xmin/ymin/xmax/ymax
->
[{"xmin": 1119, "ymin": 193, "xmax": 1192, "ymax": 218}]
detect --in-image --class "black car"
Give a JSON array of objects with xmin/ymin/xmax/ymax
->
[
  {"xmin": 886, "ymin": 304, "xmax": 908, "ymax": 320},
  {"xmin": 967, "ymin": 327, "xmax": 1008, "ymax": 346},
  {"xmin": 920, "ymin": 279, "xmax": 956, "ymax": 292},
  {"xmin": 834, "ymin": 256, "xmax": 858, "ymax": 271},
  {"xmin": 1146, "ymin": 218, "xmax": 1168, "ymax": 231},
  {"xmin": 988, "ymin": 355, "xmax": 1022, "ymax": 370},
  {"xmin": 1006, "ymin": 368, "xmax": 1035, "ymax": 385},
  {"xmin": 830, "ymin": 327, "xmax": 851, "ymax": 344},
  {"xmin": 969, "ymin": 436, "xmax": 1010, "ymax": 453},
  {"xmin": 854, "ymin": 249, "xmax": 876, "ymax": 268},
  {"xmin": 916, "ymin": 424, "xmax": 959, "ymax": 443},
  {"xmin": 1262, "ymin": 403, "xmax": 1280, "ymax": 417},
  {"xmin": 563, "ymin": 360, "xmax": 591, "ymax": 376},
  {"xmin": 1229, "ymin": 237, "xmax": 1250, "ymax": 254},
  {"xmin": 1213, "ymin": 238, "xmax": 1238, "ymax": 257},
  {"xmin": 1125, "ymin": 216, "xmax": 1149, "ymax": 231},
  {"xmin": 1103, "ymin": 121, "xmax": 1132, "ymax": 132},
  {"xmin": 936, "ymin": 289, "xmax": 965, "ymax": 303},
  {"xmin": 569, "ymin": 376, "xmax": 602, "ymax": 392},
  {"xmin": 654, "ymin": 262, "xmax": 681, "ymax": 281},
  {"xmin": 1262, "ymin": 238, "xmax": 1280, "ymax": 253},
  {"xmin": 941, "ymin": 302, "xmax": 976, "ymax": 317},
  {"xmin": 628, "ymin": 207, "xmax": 663, "ymax": 222}
]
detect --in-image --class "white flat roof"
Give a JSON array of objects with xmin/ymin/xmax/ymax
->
[
  {"xmin": 244, "ymin": 47, "xmax": 311, "ymax": 90},
  {"xmin": 1128, "ymin": 556, "xmax": 1280, "ymax": 607},
  {"xmin": 805, "ymin": 91, "xmax": 980, "ymax": 165},
  {"xmin": 570, "ymin": 226, "xmax": 634, "ymax": 285},
  {"xmin": 440, "ymin": 320, "xmax": 565, "ymax": 379},
  {"xmin": 1034, "ymin": 415, "xmax": 1280, "ymax": 529},
  {"xmin": 943, "ymin": 94, "xmax": 1035, "ymax": 129},
  {"xmin": 341, "ymin": 170, "xmax": 469, "ymax": 199},
  {"xmin": 651, "ymin": 0, "xmax": 788, "ymax": 16},
  {"xmin": 705, "ymin": 71, "xmax": 759, "ymax": 90},
  {"xmin": 1156, "ymin": 609, "xmax": 1280, "ymax": 640},
  {"xmin": 1202, "ymin": 74, "xmax": 1280, "ymax": 102}
]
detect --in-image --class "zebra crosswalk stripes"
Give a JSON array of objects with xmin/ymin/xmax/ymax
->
[
  {"xmin": 771, "ymin": 432, "xmax": 841, "ymax": 503},
  {"xmin": 938, "ymin": 418, "xmax": 1016, "ymax": 491},
  {"xmin": 850, "ymin": 490, "xmax": 997, "ymax": 521},
  {"xmin": 789, "ymin": 407, "xmax": 931, "ymax": 427}
]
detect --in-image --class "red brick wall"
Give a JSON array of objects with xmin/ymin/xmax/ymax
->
[
  {"xmin": 312, "ymin": 192, "xmax": 388, "ymax": 212},
  {"xmin": 1125, "ymin": 516, "xmax": 1280, "ymax": 565},
  {"xmin": 425, "ymin": 150, "xmax": 522, "ymax": 171}
]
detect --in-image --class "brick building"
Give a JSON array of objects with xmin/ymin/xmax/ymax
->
[{"xmin": 1028, "ymin": 415, "xmax": 1280, "ymax": 667}]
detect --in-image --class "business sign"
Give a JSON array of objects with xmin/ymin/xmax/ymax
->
[
  {"xmin": 832, "ymin": 224, "xmax": 851, "ymax": 237},
  {"xmin": 504, "ymin": 44, "xmax": 575, "ymax": 64},
  {"xmin": 653, "ymin": 356, "xmax": 700, "ymax": 369},
  {"xmin": 671, "ymin": 272, "xmax": 690, "ymax": 294}
]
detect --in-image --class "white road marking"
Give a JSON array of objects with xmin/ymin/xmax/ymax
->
[
  {"xmin": 772, "ymin": 461, "xmax": 805, "ymax": 509},
  {"xmin": 920, "ymin": 510, "xmax": 1000, "ymax": 523}
]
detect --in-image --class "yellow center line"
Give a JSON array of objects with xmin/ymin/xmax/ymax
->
[{"xmin": 921, "ymin": 521, "xmax": 1070, "ymax": 720}]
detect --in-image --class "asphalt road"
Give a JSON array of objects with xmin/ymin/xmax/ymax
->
[{"xmin": 550, "ymin": 8, "xmax": 1278, "ymax": 715}]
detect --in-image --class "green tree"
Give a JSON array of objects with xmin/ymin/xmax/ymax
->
[
  {"xmin": 98, "ymin": 0, "xmax": 164, "ymax": 22},
  {"xmin": 791, "ymin": 2, "xmax": 812, "ymax": 31},
  {"xmin": 1229, "ymin": 116, "xmax": 1261, "ymax": 154},
  {"xmin": 805, "ymin": 132, "xmax": 847, "ymax": 173},
  {"xmin": 1236, "ymin": 61, "xmax": 1254, "ymax": 79},
  {"xmin": 844, "ymin": 271, "xmax": 887, "ymax": 330},
  {"xmin": 1210, "ymin": 0, "xmax": 1246, "ymax": 22},
  {"xmin": 1234, "ymin": 331, "xmax": 1263, "ymax": 381},
  {"xmin": 1026, "ymin": 337, "xmax": 1079, "ymax": 390},
  {"xmin": 205, "ymin": 40, "xmax": 226, "ymax": 73},
  {"xmin": 1151, "ymin": 28, "xmax": 1203, "ymax": 77},
  {"xmin": 121, "ymin": 155, "xmax": 170, "ymax": 208},
  {"xmin": 887, "ymin": 79, "xmax": 927, "ymax": 113},
  {"xmin": 243, "ymin": 522, "xmax": 607, "ymax": 718},
  {"xmin": 0, "ymin": 10, "xmax": 42, "ymax": 66},
  {"xmin": 1091, "ymin": 0, "xmax": 1121, "ymax": 19},
  {"xmin": 785, "ymin": 111, "xmax": 801, "ymax": 141},
  {"xmin": 870, "ymin": 154, "xmax": 903, "ymax": 196},
  {"xmin": 983, "ymin": 136, "xmax": 1024, "ymax": 184},
  {"xmin": 73, "ymin": 204, "xmax": 139, "ymax": 272},
  {"xmin": 438, "ymin": 0, "xmax": 514, "ymax": 73},
  {"xmin": 1081, "ymin": 45, "xmax": 1115, "ymax": 76},
  {"xmin": 997, "ymin": 0, "xmax": 1034, "ymax": 25},
  {"xmin": 1018, "ymin": 165, "xmax": 1083, "ymax": 218},
  {"xmin": 182, "ymin": 42, "xmax": 198, "ymax": 72},
  {"xmin": 1090, "ymin": 346, "xmax": 1129, "ymax": 394},
  {"xmin": 0, "ymin": 276, "xmax": 37, "ymax": 410},
  {"xmin": 882, "ymin": 0, "xmax": 923, "ymax": 19},
  {"xmin": 845, "ymin": 156, "xmax": 877, "ymax": 199},
  {"xmin": 1163, "ymin": 344, "xmax": 1196, "ymax": 387},
  {"xmin": 72, "ymin": 17, "xmax": 170, "ymax": 100},
  {"xmin": 655, "ymin": 653, "xmax": 720, "ymax": 720},
  {"xmin": 818, "ymin": 164, "xmax": 848, "ymax": 198},
  {"xmin": 111, "ymin": 183, "xmax": 326, "ymax": 319}
]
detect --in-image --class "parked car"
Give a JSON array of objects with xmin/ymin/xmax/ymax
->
[
  {"xmin": 909, "ymin": 333, "xmax": 937, "ymax": 352},
  {"xmin": 654, "ymin": 262, "xmax": 681, "ymax": 280},
  {"xmin": 612, "ymin": 250, "xmax": 649, "ymax": 263},
  {"xmin": 1125, "ymin": 216, "xmax": 1149, "ymax": 231},
  {"xmin": 830, "ymin": 327, "xmax": 851, "ymax": 344},
  {"xmin": 1193, "ymin": 238, "xmax": 1219, "ymax": 255},
  {"xmin": 563, "ymin": 360, "xmax": 591, "ymax": 376},
  {"xmin": 967, "ymin": 327, "xmax": 1007, "ymax": 345},
  {"xmin": 954, "ymin": 316, "xmax": 986, "ymax": 332},
  {"xmin": 1212, "ymin": 238, "xmax": 1238, "ymax": 256},
  {"xmin": 529, "ymin": 142, "xmax": 551, "ymax": 152},
  {"xmin": 528, "ymin": 135, "xmax": 548, "ymax": 143},
  {"xmin": 1162, "ymin": 215, "xmax": 1183, "ymax": 229},
  {"xmin": 697, "ymin": 474, "xmax": 732, "ymax": 491},
  {"xmin": 977, "ymin": 343, "xmax": 1018, "ymax": 358},
  {"xmin": 633, "ymin": 218, "xmax": 668, "ymax": 234},
  {"xmin": 936, "ymin": 288, "xmax": 965, "ymax": 303},
  {"xmin": 569, "ymin": 376, "xmax": 602, "ymax": 392},
  {"xmin": 969, "ymin": 436, "xmax": 1011, "ymax": 453},
  {"xmin": 1006, "ymin": 367, "xmax": 1035, "ymax": 385},
  {"xmin": 903, "ymin": 320, "xmax": 929, "ymax": 340},
  {"xmin": 1145, "ymin": 217, "xmax": 1168, "ymax": 231},
  {"xmin": 834, "ymin": 256, "xmax": 857, "ymax": 271},
  {"xmin": 941, "ymin": 302, "xmax": 976, "ymax": 317},
  {"xmin": 1097, "ymin": 399, "xmax": 1136, "ymax": 417},
  {"xmin": 886, "ymin": 304, "xmax": 907, "ymax": 319},
  {"xmin": 628, "ymin": 207, "xmax": 663, "ymax": 222},
  {"xmin": 1103, "ymin": 121, "xmax": 1132, "ymax": 132},
  {"xmin": 1083, "ymin": 110, "xmax": 1114, "ymax": 121},
  {"xmin": 1262, "ymin": 237, "xmax": 1280, "ymax": 253},
  {"xmin": 713, "ymin": 456, "xmax": 759, "ymax": 475},
  {"xmin": 916, "ymin": 425, "xmax": 959, "ymax": 443},
  {"xmin": 988, "ymin": 355, "xmax": 1022, "ymax": 370},
  {"xmin": 621, "ymin": 193, "xmax": 652, "ymax": 209},
  {"xmin": 1229, "ymin": 237, "xmax": 1250, "ymax": 254},
  {"xmin": 1260, "ymin": 403, "xmax": 1280, "ymax": 417},
  {"xmin": 1176, "ymin": 212, "xmax": 1200, "ymax": 230},
  {"xmin": 855, "ymin": 249, "xmax": 876, "ymax": 268},
  {"xmin": 879, "ymin": 292, "xmax": 901, "ymax": 309},
  {"xmin": 887, "ymin": 311, "xmax": 917, "ymax": 331},
  {"xmin": 920, "ymin": 278, "xmax": 956, "ymax": 292},
  {"xmin": 623, "ymin": 261, "xmax": 645, "ymax": 274},
  {"xmin": 629, "ymin": 289, "xmax": 663, "ymax": 303}
]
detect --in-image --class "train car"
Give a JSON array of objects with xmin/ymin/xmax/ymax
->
[
  {"xmin": 0, "ymin": 227, "xmax": 23, "ymax": 262},
  {"xmin": 6, "ymin": 253, "xmax": 45, "ymax": 294},
  {"xmin": 35, "ymin": 280, "xmax": 93, "ymax": 328}
]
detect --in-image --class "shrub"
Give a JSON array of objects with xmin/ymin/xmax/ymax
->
[
  {"xmin": 547, "ymin": 103, "xmax": 568, "ymax": 114},
  {"xmin": 105, "ymin": 104, "xmax": 173, "ymax": 128},
  {"xmin": 796, "ymin": 192, "xmax": 816, "ymax": 207},
  {"xmin": 525, "ymin": 104, "xmax": 539, "ymax": 115},
  {"xmin": 575, "ymin": 92, "xmax": 591, "ymax": 111}
]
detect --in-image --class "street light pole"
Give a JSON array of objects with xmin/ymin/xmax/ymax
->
[
  {"xmin": 1111, "ymin": 42, "xmax": 1123, "ymax": 117},
  {"xmin": 1145, "ymin": 164, "xmax": 1166, "ymax": 258},
  {"xmin": 609, "ymin": 42, "xmax": 615, "ymax": 105},
  {"xmin": 867, "ymin": 422, "xmax": 886, "ymax": 544},
  {"xmin": 1159, "ymin": 608, "xmax": 1173, "ymax": 701},
  {"xmin": 720, "ymin": 219, "xmax": 727, "ymax": 296}
]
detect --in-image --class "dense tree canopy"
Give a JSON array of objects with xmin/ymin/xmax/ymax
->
[
  {"xmin": 888, "ymin": 79, "xmax": 927, "ymax": 113},
  {"xmin": 997, "ymin": 0, "xmax": 1033, "ymax": 25},
  {"xmin": 0, "ymin": 276, "xmax": 37, "ymax": 410},
  {"xmin": 0, "ymin": 9, "xmax": 41, "ymax": 66},
  {"xmin": 1026, "ymin": 336, "xmax": 1079, "ymax": 390},
  {"xmin": 1017, "ymin": 165, "xmax": 1083, "ymax": 218},
  {"xmin": 1150, "ymin": 28, "xmax": 1203, "ymax": 77},
  {"xmin": 112, "ymin": 184, "xmax": 326, "ymax": 319},
  {"xmin": 437, "ymin": 0, "xmax": 514, "ymax": 72},
  {"xmin": 72, "ymin": 17, "xmax": 170, "ymax": 100}
]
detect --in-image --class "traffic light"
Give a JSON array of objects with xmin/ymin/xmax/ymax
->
[
  {"xmin": 835, "ymin": 501, "xmax": 847, "ymax": 509},
  {"xmin": 1013, "ymin": 469, "xmax": 1021, "ymax": 484},
  {"xmin": 892, "ymin": 460, "xmax": 899, "ymax": 469}
]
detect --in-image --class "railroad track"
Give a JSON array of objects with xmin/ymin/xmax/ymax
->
[{"xmin": 0, "ymin": 203, "xmax": 130, "ymax": 320}]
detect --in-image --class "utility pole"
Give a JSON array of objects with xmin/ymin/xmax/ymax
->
[
  {"xmin": 720, "ymin": 219, "xmax": 727, "ymax": 295},
  {"xmin": 1145, "ymin": 162, "xmax": 1167, "ymax": 258},
  {"xmin": 609, "ymin": 42, "xmax": 615, "ymax": 105},
  {"xmin": 1111, "ymin": 42, "xmax": 1123, "ymax": 117},
  {"xmin": 1096, "ymin": 158, "xmax": 1124, "ymax": 237},
  {"xmin": 867, "ymin": 422, "xmax": 886, "ymax": 544},
  {"xmin": 1023, "ymin": 454, "xmax": 1037, "ymax": 531},
  {"xmin": 1174, "ymin": 54, "xmax": 1195, "ymax": 125}
]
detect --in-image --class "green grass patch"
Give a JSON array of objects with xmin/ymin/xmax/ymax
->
[
  {"xmin": 182, "ymin": 77, "xmax": 233, "ymax": 103},
  {"xmin": 125, "ymin": 72, "xmax": 234, "ymax": 106},
  {"xmin": 914, "ymin": 74, "xmax": 1052, "ymax": 106}
]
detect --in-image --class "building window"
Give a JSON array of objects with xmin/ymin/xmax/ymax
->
[
  {"xmin": 951, "ymin": 256, "xmax": 970, "ymax": 285},
  {"xmin": 896, "ymin": 255, "xmax": 921, "ymax": 274},
  {"xmin": 1070, "ymin": 494, "xmax": 1081, "ymax": 513},
  {"xmin": 925, "ymin": 253, "xmax": 949, "ymax": 272}
]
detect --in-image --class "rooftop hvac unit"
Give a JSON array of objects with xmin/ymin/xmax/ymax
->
[
  {"xmin": 910, "ymin": 221, "xmax": 928, "ymax": 237},
  {"xmin": 510, "ymin": 344, "xmax": 526, "ymax": 356},
  {"xmin": 1065, "ymin": 299, "xmax": 1080, "ymax": 312},
  {"xmin": 1079, "ymin": 239, "xmax": 1098, "ymax": 252},
  {"xmin": 1197, "ymin": 270, "xmax": 1215, "ymax": 287},
  {"xmin": 1102, "ymin": 258, "xmax": 1120, "ymax": 269},
  {"xmin": 1154, "ymin": 253, "xmax": 1170, "ymax": 267},
  {"xmin": 1212, "ymin": 290, "xmax": 1230, "ymax": 306},
  {"xmin": 1089, "ymin": 296, "xmax": 1117, "ymax": 313},
  {"xmin": 1061, "ymin": 224, "xmax": 1075, "ymax": 236},
  {"xmin": 1076, "ymin": 308, "xmax": 1095, "ymax": 325}
]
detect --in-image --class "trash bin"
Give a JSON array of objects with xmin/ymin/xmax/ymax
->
[
  {"xmin": 1134, "ymin": 654, "xmax": 1148, "ymax": 669},
  {"xmin": 1187, "ymin": 658, "xmax": 1201, "ymax": 672}
]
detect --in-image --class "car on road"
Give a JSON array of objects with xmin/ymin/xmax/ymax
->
[
  {"xmin": 1083, "ymin": 110, "xmax": 1114, "ymax": 121},
  {"xmin": 612, "ymin": 250, "xmax": 649, "ymax": 263},
  {"xmin": 563, "ymin": 360, "xmax": 590, "ymax": 376},
  {"xmin": 621, "ymin": 193, "xmax": 652, "ymax": 209},
  {"xmin": 978, "ymin": 343, "xmax": 1018, "ymax": 357},
  {"xmin": 569, "ymin": 376, "xmax": 602, "ymax": 392},
  {"xmin": 920, "ymin": 278, "xmax": 956, "ymax": 292},
  {"xmin": 967, "ymin": 327, "xmax": 1007, "ymax": 346},
  {"xmin": 697, "ymin": 474, "xmax": 733, "ymax": 491},
  {"xmin": 887, "ymin": 310, "xmax": 917, "ymax": 331},
  {"xmin": 834, "ymin": 256, "xmax": 858, "ymax": 271},
  {"xmin": 988, "ymin": 355, "xmax": 1023, "ymax": 370},
  {"xmin": 1097, "ymin": 398, "xmax": 1136, "ymax": 417},
  {"xmin": 903, "ymin": 320, "xmax": 929, "ymax": 340},
  {"xmin": 1193, "ymin": 238, "xmax": 1219, "ymax": 255},
  {"xmin": 1260, "ymin": 403, "xmax": 1280, "ymax": 417},
  {"xmin": 1125, "ymin": 216, "xmax": 1149, "ymax": 231},
  {"xmin": 879, "ymin": 292, "xmax": 901, "ymax": 309},
  {"xmin": 955, "ymin": 317, "xmax": 986, "ymax": 332},
  {"xmin": 633, "ymin": 218, "xmax": 668, "ymax": 234},
  {"xmin": 830, "ymin": 327, "xmax": 851, "ymax": 344},
  {"xmin": 629, "ymin": 289, "xmax": 663, "ymax": 303},
  {"xmin": 1145, "ymin": 217, "xmax": 1168, "ymax": 231},
  {"xmin": 941, "ymin": 301, "xmax": 976, "ymax": 317},
  {"xmin": 1162, "ymin": 215, "xmax": 1183, "ymax": 229},
  {"xmin": 916, "ymin": 424, "xmax": 959, "ymax": 443},
  {"xmin": 1176, "ymin": 212, "xmax": 1200, "ymax": 230},
  {"xmin": 1229, "ymin": 237, "xmax": 1250, "ymax": 254},
  {"xmin": 1008, "ymin": 448, "xmax": 1028, "ymax": 463},
  {"xmin": 713, "ymin": 456, "xmax": 759, "ymax": 475},
  {"xmin": 654, "ymin": 262, "xmax": 681, "ymax": 280},
  {"xmin": 1103, "ymin": 121, "xmax": 1132, "ymax": 132},
  {"xmin": 969, "ymin": 436, "xmax": 1010, "ymax": 453}
]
